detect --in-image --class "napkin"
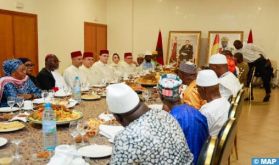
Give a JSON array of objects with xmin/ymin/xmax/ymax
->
[
  {"xmin": 98, "ymin": 113, "xmax": 115, "ymax": 122},
  {"xmin": 99, "ymin": 125, "xmax": 124, "ymax": 142},
  {"xmin": 67, "ymin": 99, "xmax": 78, "ymax": 108},
  {"xmin": 9, "ymin": 112, "xmax": 30, "ymax": 123},
  {"xmin": 47, "ymin": 145, "xmax": 89, "ymax": 165}
]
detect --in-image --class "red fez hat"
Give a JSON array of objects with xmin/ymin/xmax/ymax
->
[
  {"xmin": 124, "ymin": 52, "xmax": 133, "ymax": 58},
  {"xmin": 71, "ymin": 51, "xmax": 82, "ymax": 58},
  {"xmin": 100, "ymin": 50, "xmax": 109, "ymax": 55},
  {"xmin": 83, "ymin": 52, "xmax": 94, "ymax": 59}
]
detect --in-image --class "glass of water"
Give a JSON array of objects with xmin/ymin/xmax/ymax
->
[
  {"xmin": 16, "ymin": 97, "xmax": 24, "ymax": 113},
  {"xmin": 41, "ymin": 90, "xmax": 48, "ymax": 103},
  {"xmin": 7, "ymin": 96, "xmax": 16, "ymax": 111}
]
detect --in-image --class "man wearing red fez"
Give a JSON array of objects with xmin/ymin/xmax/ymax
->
[
  {"xmin": 91, "ymin": 49, "xmax": 114, "ymax": 83},
  {"xmin": 80, "ymin": 52, "xmax": 96, "ymax": 85},
  {"xmin": 121, "ymin": 52, "xmax": 137, "ymax": 76},
  {"xmin": 63, "ymin": 51, "xmax": 86, "ymax": 88}
]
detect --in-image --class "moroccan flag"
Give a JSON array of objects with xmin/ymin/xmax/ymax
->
[
  {"xmin": 169, "ymin": 39, "xmax": 177, "ymax": 63},
  {"xmin": 211, "ymin": 34, "xmax": 220, "ymax": 55},
  {"xmin": 156, "ymin": 30, "xmax": 164, "ymax": 65},
  {"xmin": 247, "ymin": 29, "xmax": 253, "ymax": 43}
]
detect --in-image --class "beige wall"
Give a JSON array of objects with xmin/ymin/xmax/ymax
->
[
  {"xmin": 0, "ymin": 0, "xmax": 107, "ymax": 72},
  {"xmin": 107, "ymin": 0, "xmax": 279, "ymax": 66}
]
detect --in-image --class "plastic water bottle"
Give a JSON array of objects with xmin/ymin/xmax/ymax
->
[
  {"xmin": 42, "ymin": 103, "xmax": 57, "ymax": 151},
  {"xmin": 73, "ymin": 76, "xmax": 81, "ymax": 103}
]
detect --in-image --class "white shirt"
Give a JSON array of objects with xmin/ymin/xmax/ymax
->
[
  {"xmin": 91, "ymin": 61, "xmax": 114, "ymax": 83},
  {"xmin": 51, "ymin": 70, "xmax": 68, "ymax": 89},
  {"xmin": 63, "ymin": 65, "xmax": 85, "ymax": 88},
  {"xmin": 219, "ymin": 71, "xmax": 242, "ymax": 99},
  {"xmin": 200, "ymin": 97, "xmax": 230, "ymax": 136},
  {"xmin": 121, "ymin": 62, "xmax": 137, "ymax": 76},
  {"xmin": 110, "ymin": 62, "xmax": 123, "ymax": 78},
  {"xmin": 234, "ymin": 44, "xmax": 264, "ymax": 63},
  {"xmin": 80, "ymin": 65, "xmax": 98, "ymax": 85}
]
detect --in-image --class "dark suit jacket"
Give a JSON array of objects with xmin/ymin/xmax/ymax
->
[{"xmin": 37, "ymin": 68, "xmax": 56, "ymax": 90}]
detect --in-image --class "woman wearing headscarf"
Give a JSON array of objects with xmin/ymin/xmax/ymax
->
[
  {"xmin": 18, "ymin": 57, "xmax": 38, "ymax": 86},
  {"xmin": 0, "ymin": 59, "xmax": 41, "ymax": 107}
]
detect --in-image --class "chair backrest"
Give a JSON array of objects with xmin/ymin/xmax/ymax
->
[
  {"xmin": 197, "ymin": 136, "xmax": 218, "ymax": 165},
  {"xmin": 231, "ymin": 89, "xmax": 245, "ymax": 120},
  {"xmin": 213, "ymin": 118, "xmax": 237, "ymax": 165},
  {"xmin": 228, "ymin": 104, "xmax": 236, "ymax": 119}
]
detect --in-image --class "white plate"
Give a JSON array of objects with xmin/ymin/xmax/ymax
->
[
  {"xmin": 32, "ymin": 98, "xmax": 45, "ymax": 104},
  {"xmin": 0, "ymin": 107, "xmax": 19, "ymax": 113},
  {"xmin": 54, "ymin": 93, "xmax": 71, "ymax": 97},
  {"xmin": 0, "ymin": 137, "xmax": 8, "ymax": 147},
  {"xmin": 91, "ymin": 84, "xmax": 106, "ymax": 88},
  {"xmin": 78, "ymin": 145, "xmax": 112, "ymax": 158}
]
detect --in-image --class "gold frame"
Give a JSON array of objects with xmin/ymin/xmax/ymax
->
[
  {"xmin": 166, "ymin": 31, "xmax": 201, "ymax": 65},
  {"xmin": 207, "ymin": 31, "xmax": 244, "ymax": 63}
]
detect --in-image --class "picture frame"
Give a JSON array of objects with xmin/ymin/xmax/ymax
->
[
  {"xmin": 207, "ymin": 31, "xmax": 244, "ymax": 63},
  {"xmin": 166, "ymin": 31, "xmax": 201, "ymax": 65}
]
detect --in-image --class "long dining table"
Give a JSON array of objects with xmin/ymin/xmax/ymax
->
[{"xmin": 0, "ymin": 98, "xmax": 112, "ymax": 165}]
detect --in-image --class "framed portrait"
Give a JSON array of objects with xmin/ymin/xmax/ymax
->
[
  {"xmin": 207, "ymin": 31, "xmax": 244, "ymax": 62},
  {"xmin": 166, "ymin": 31, "xmax": 201, "ymax": 65}
]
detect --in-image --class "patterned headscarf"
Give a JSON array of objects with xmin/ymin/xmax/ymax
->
[
  {"xmin": 3, "ymin": 59, "xmax": 23, "ymax": 76},
  {"xmin": 158, "ymin": 74, "xmax": 182, "ymax": 100}
]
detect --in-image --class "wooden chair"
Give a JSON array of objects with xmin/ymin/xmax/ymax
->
[
  {"xmin": 213, "ymin": 118, "xmax": 237, "ymax": 165},
  {"xmin": 197, "ymin": 136, "xmax": 218, "ymax": 165}
]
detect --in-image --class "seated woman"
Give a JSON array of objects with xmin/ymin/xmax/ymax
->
[
  {"xmin": 0, "ymin": 59, "xmax": 41, "ymax": 107},
  {"xmin": 18, "ymin": 57, "xmax": 38, "ymax": 86}
]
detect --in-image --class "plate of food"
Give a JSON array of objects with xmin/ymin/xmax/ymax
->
[
  {"xmin": 136, "ymin": 74, "xmax": 158, "ymax": 87},
  {"xmin": 28, "ymin": 105, "xmax": 83, "ymax": 125},
  {"xmin": 0, "ymin": 107, "xmax": 19, "ymax": 113},
  {"xmin": 0, "ymin": 121, "xmax": 25, "ymax": 132},
  {"xmin": 81, "ymin": 94, "xmax": 101, "ymax": 101}
]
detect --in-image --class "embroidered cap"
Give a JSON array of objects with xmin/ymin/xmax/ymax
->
[{"xmin": 158, "ymin": 74, "xmax": 182, "ymax": 99}]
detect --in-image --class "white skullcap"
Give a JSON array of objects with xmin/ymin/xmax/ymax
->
[
  {"xmin": 196, "ymin": 70, "xmax": 219, "ymax": 87},
  {"xmin": 106, "ymin": 83, "xmax": 140, "ymax": 114},
  {"xmin": 209, "ymin": 53, "xmax": 227, "ymax": 64}
]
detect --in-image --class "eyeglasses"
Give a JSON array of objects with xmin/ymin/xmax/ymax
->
[{"xmin": 25, "ymin": 64, "xmax": 34, "ymax": 67}]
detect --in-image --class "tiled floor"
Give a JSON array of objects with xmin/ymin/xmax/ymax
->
[{"xmin": 231, "ymin": 88, "xmax": 279, "ymax": 165}]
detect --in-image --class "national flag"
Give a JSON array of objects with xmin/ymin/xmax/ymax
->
[
  {"xmin": 247, "ymin": 29, "xmax": 253, "ymax": 43},
  {"xmin": 156, "ymin": 30, "xmax": 164, "ymax": 65},
  {"xmin": 211, "ymin": 34, "xmax": 220, "ymax": 55}
]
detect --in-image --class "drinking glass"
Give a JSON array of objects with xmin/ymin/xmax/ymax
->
[
  {"xmin": 0, "ymin": 148, "xmax": 14, "ymax": 165},
  {"xmin": 16, "ymin": 97, "xmax": 24, "ymax": 113},
  {"xmin": 11, "ymin": 139, "xmax": 22, "ymax": 160},
  {"xmin": 41, "ymin": 90, "xmax": 48, "ymax": 103},
  {"xmin": 77, "ymin": 120, "xmax": 87, "ymax": 146},
  {"xmin": 69, "ymin": 121, "xmax": 79, "ymax": 147},
  {"xmin": 142, "ymin": 89, "xmax": 151, "ymax": 103},
  {"xmin": 7, "ymin": 96, "xmax": 16, "ymax": 112}
]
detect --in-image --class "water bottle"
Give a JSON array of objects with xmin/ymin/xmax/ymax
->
[
  {"xmin": 73, "ymin": 76, "xmax": 81, "ymax": 103},
  {"xmin": 42, "ymin": 103, "xmax": 57, "ymax": 151}
]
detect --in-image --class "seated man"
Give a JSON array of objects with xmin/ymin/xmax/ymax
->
[
  {"xmin": 0, "ymin": 59, "xmax": 41, "ymax": 107},
  {"xmin": 158, "ymin": 74, "xmax": 209, "ymax": 165},
  {"xmin": 196, "ymin": 69, "xmax": 230, "ymax": 136},
  {"xmin": 91, "ymin": 50, "xmax": 114, "ymax": 83},
  {"xmin": 106, "ymin": 83, "xmax": 193, "ymax": 164},
  {"xmin": 63, "ymin": 51, "xmax": 86, "ymax": 88},
  {"xmin": 80, "ymin": 52, "xmax": 96, "ymax": 85},
  {"xmin": 140, "ymin": 52, "xmax": 156, "ymax": 71},
  {"xmin": 37, "ymin": 54, "xmax": 60, "ymax": 90},
  {"xmin": 178, "ymin": 62, "xmax": 205, "ymax": 109},
  {"xmin": 209, "ymin": 53, "xmax": 242, "ymax": 99},
  {"xmin": 234, "ymin": 52, "xmax": 249, "ymax": 86},
  {"xmin": 121, "ymin": 52, "xmax": 137, "ymax": 76}
]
